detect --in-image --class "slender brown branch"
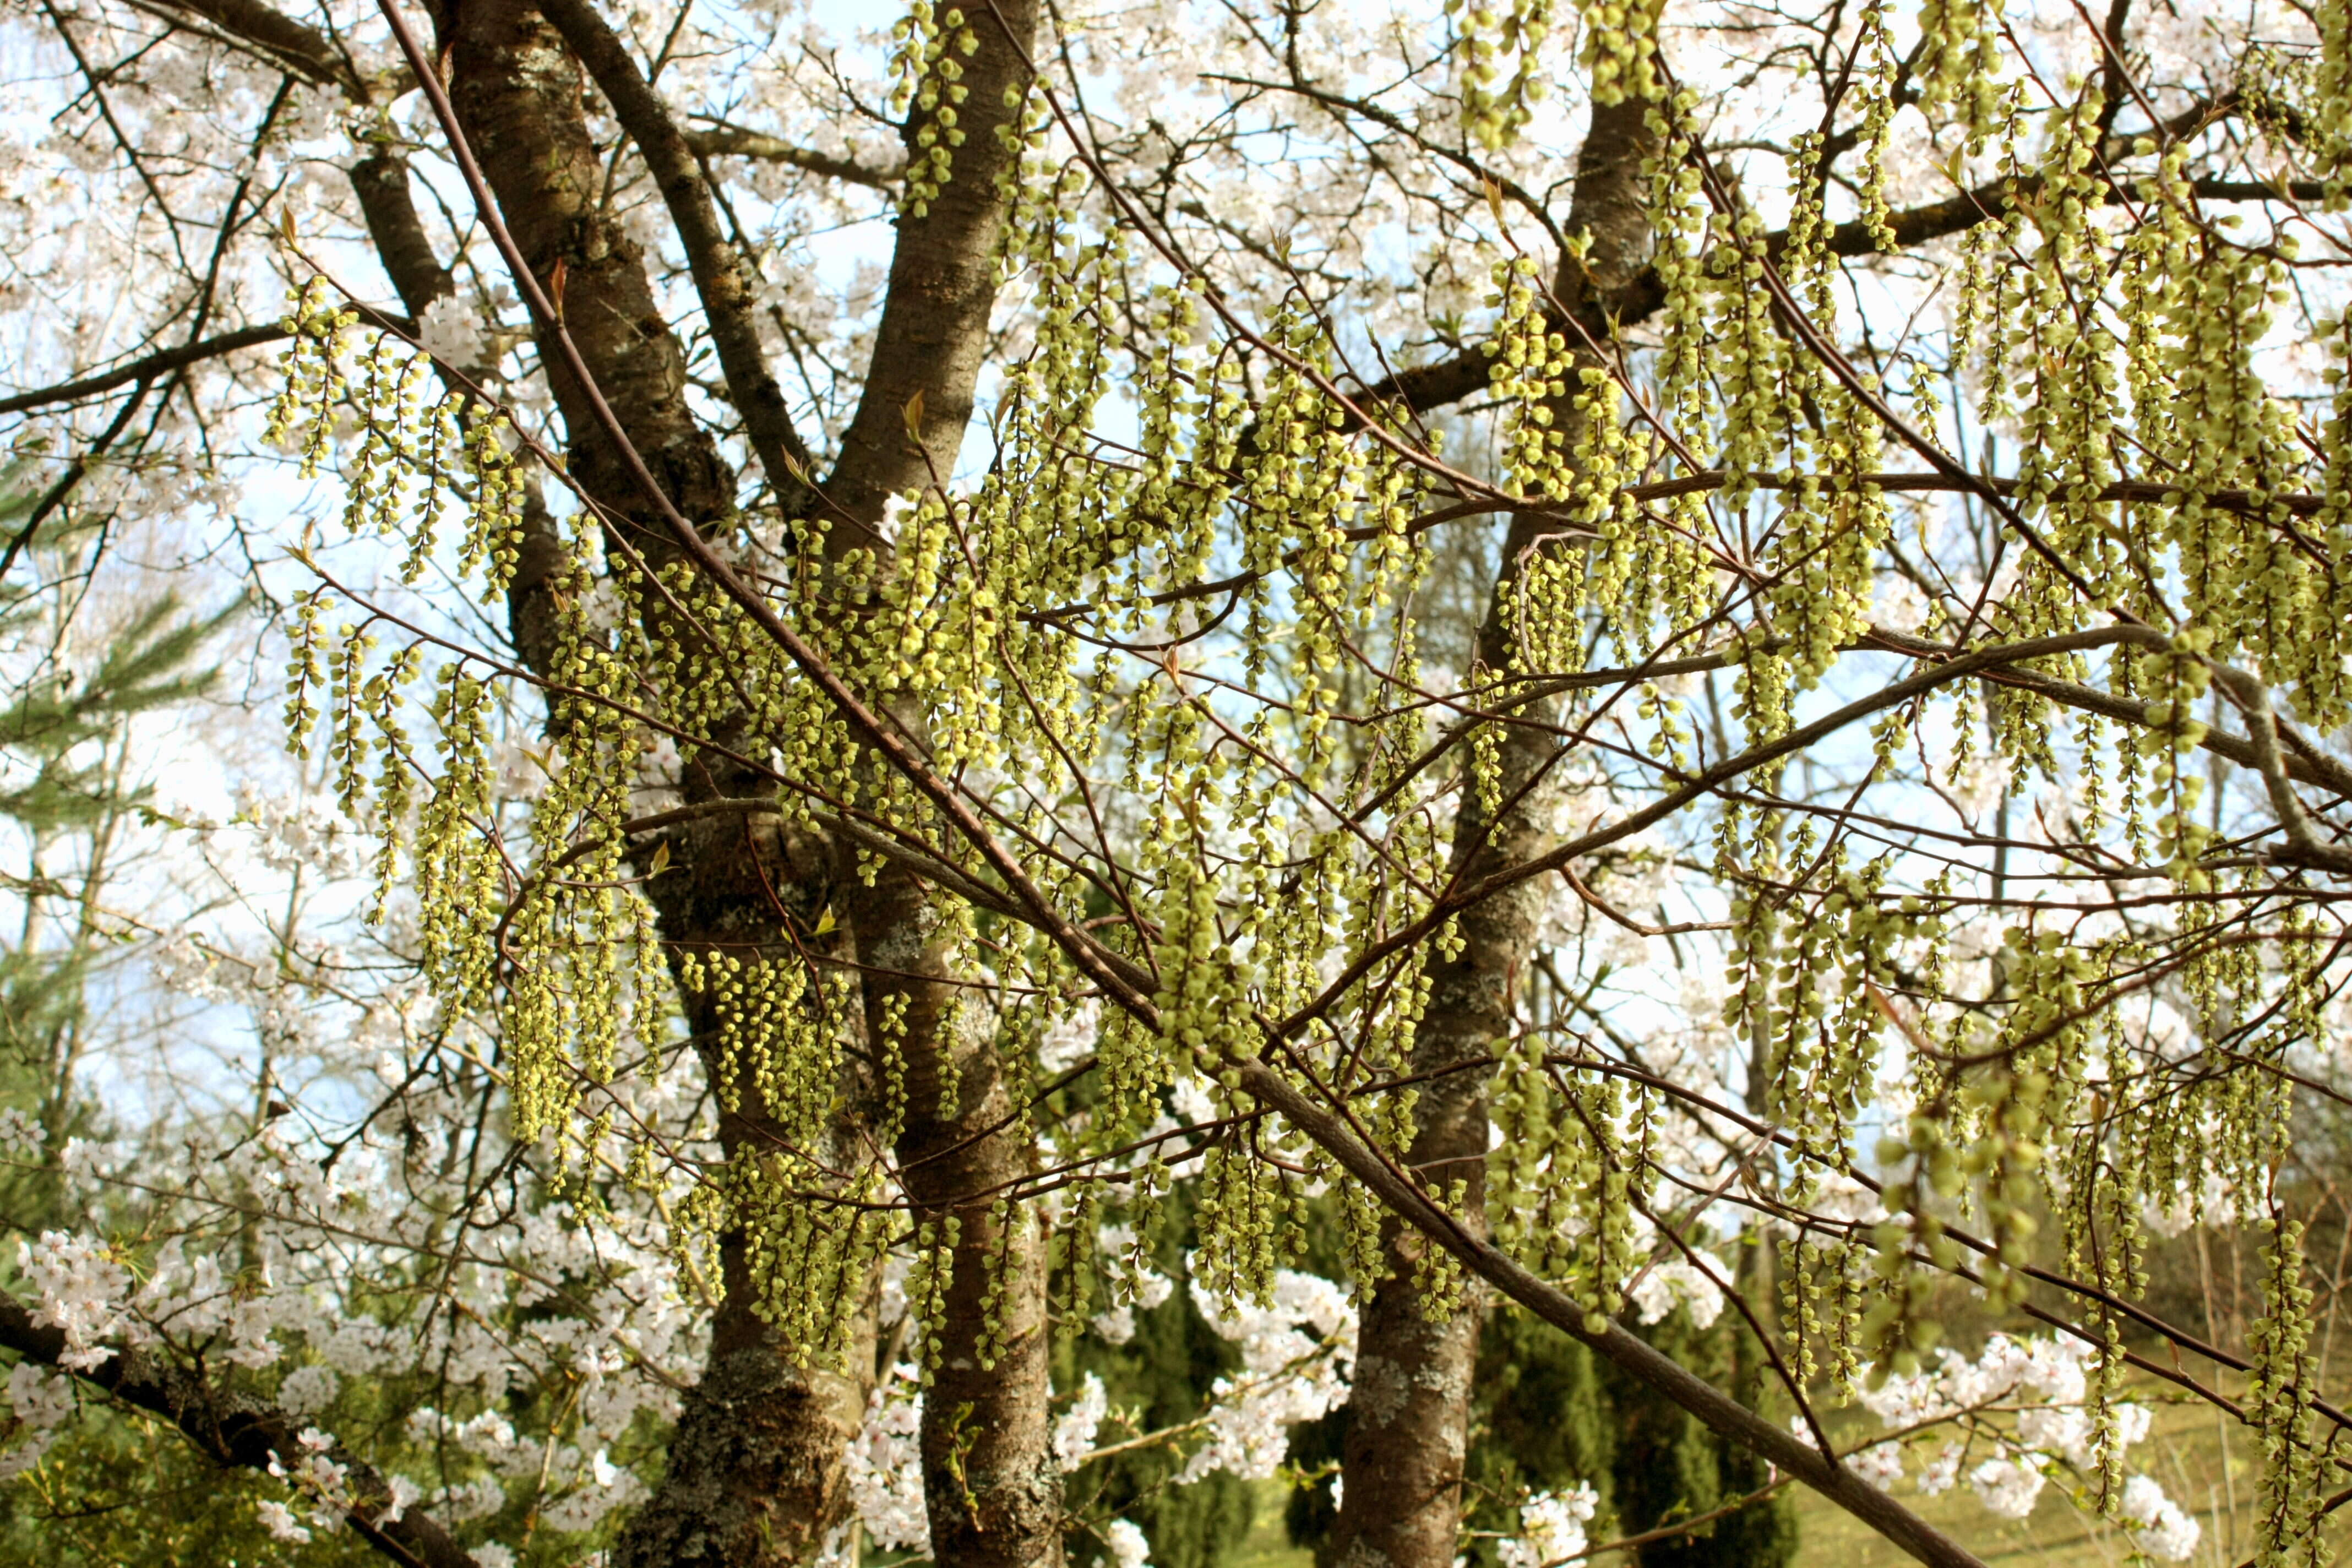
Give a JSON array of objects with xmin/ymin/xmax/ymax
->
[
  {"xmin": 681, "ymin": 123, "xmax": 905, "ymax": 190},
  {"xmin": 0, "ymin": 324, "xmax": 291, "ymax": 417}
]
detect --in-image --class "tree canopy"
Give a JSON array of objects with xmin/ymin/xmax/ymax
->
[{"xmin": 1, "ymin": 1, "xmax": 2349, "ymax": 1566}]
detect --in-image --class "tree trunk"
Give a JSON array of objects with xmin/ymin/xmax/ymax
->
[
  {"xmin": 1331, "ymin": 95, "xmax": 1660, "ymax": 1568},
  {"xmin": 808, "ymin": 6, "xmax": 1061, "ymax": 1566},
  {"xmin": 436, "ymin": 6, "xmax": 874, "ymax": 1562},
  {"xmin": 617, "ymin": 945, "xmax": 875, "ymax": 1568},
  {"xmin": 860, "ymin": 865, "xmax": 1064, "ymax": 1568}
]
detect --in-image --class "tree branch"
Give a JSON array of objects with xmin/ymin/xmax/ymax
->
[
  {"xmin": 349, "ymin": 153, "xmax": 457, "ymax": 319},
  {"xmin": 367, "ymin": 11, "xmax": 2084, "ymax": 1560},
  {"xmin": 0, "ymin": 325, "xmax": 291, "ymax": 417},
  {"xmin": 140, "ymin": 0, "xmax": 377, "ymax": 99},
  {"xmin": 1366, "ymin": 99, "xmax": 2256, "ymax": 415},
  {"xmin": 1867, "ymin": 626, "xmax": 2352, "ymax": 804},
  {"xmin": 0, "ymin": 1297, "xmax": 480, "ymax": 1568},
  {"xmin": 2211, "ymin": 662, "xmax": 2352, "ymax": 875},
  {"xmin": 680, "ymin": 123, "xmax": 905, "ymax": 190},
  {"xmin": 0, "ymin": 381, "xmax": 153, "ymax": 579},
  {"xmin": 1229, "ymin": 1061, "xmax": 1990, "ymax": 1568},
  {"xmin": 535, "ymin": 0, "xmax": 816, "ymax": 507}
]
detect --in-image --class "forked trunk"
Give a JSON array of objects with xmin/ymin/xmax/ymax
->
[
  {"xmin": 1331, "ymin": 95, "xmax": 1661, "ymax": 1568},
  {"xmin": 435, "ymin": 3, "xmax": 879, "ymax": 1560}
]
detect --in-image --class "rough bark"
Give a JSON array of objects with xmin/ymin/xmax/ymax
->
[
  {"xmin": 433, "ymin": 6, "xmax": 870, "ymax": 1564},
  {"xmin": 1330, "ymin": 96, "xmax": 1660, "ymax": 1568}
]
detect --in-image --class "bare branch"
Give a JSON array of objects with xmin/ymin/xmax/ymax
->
[
  {"xmin": 681, "ymin": 123, "xmax": 905, "ymax": 190},
  {"xmin": 0, "ymin": 324, "xmax": 291, "ymax": 417}
]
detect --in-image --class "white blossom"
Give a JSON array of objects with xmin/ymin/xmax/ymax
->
[
  {"xmin": 1967, "ymin": 1455, "xmax": 2045, "ymax": 1520},
  {"xmin": 1498, "ymin": 1484, "xmax": 1599, "ymax": 1568},
  {"xmin": 1055, "ymin": 1371, "xmax": 1109, "ymax": 1471},
  {"xmin": 1040, "ymin": 999, "xmax": 1102, "ymax": 1072},
  {"xmin": 1168, "ymin": 1075, "xmax": 1218, "ymax": 1128},
  {"xmin": 278, "ymin": 1363, "xmax": 341, "ymax": 1418},
  {"xmin": 0, "ymin": 1363, "xmax": 72, "ymax": 1478},
  {"xmin": 1847, "ymin": 1442, "xmax": 1905, "ymax": 1491},
  {"xmin": 1917, "ymin": 1444, "xmax": 1963, "ymax": 1496},
  {"xmin": 1092, "ymin": 1229, "xmax": 1174, "ymax": 1345},
  {"xmin": 4, "ymin": 1362, "xmax": 71, "ymax": 1431},
  {"xmin": 416, "ymin": 295, "xmax": 489, "ymax": 370},
  {"xmin": 1176, "ymin": 1269, "xmax": 1355, "ymax": 1482},
  {"xmin": 2119, "ymin": 1474, "xmax": 2201, "ymax": 1561},
  {"xmin": 439, "ymin": 1476, "xmax": 508, "ymax": 1523},
  {"xmin": 255, "ymin": 1499, "xmax": 313, "ymax": 1543},
  {"xmin": 1627, "ymin": 1257, "xmax": 1726, "ymax": 1330},
  {"xmin": 1877, "ymin": 575, "xmax": 1931, "ymax": 633},
  {"xmin": 0, "ymin": 1108, "xmax": 41, "ymax": 1161},
  {"xmin": 20, "ymin": 1231, "xmax": 127, "ymax": 1370},
  {"xmin": 1103, "ymin": 1517, "xmax": 1152, "ymax": 1568},
  {"xmin": 845, "ymin": 1363, "xmax": 930, "ymax": 1554}
]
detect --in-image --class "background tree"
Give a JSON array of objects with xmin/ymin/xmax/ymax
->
[{"xmin": 0, "ymin": 461, "xmax": 226, "ymax": 1181}]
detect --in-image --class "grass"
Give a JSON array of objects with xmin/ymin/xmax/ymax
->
[
  {"xmin": 1219, "ymin": 1380, "xmax": 2342, "ymax": 1568},
  {"xmin": 1229, "ymin": 1479, "xmax": 1316, "ymax": 1568},
  {"xmin": 1793, "ymin": 1386, "xmax": 2344, "ymax": 1568}
]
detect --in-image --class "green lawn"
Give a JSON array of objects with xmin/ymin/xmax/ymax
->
[
  {"xmin": 1231, "ymin": 1480, "xmax": 1316, "ymax": 1568},
  {"xmin": 1792, "ymin": 1390, "xmax": 2335, "ymax": 1568},
  {"xmin": 1229, "ymin": 1384, "xmax": 2337, "ymax": 1568}
]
